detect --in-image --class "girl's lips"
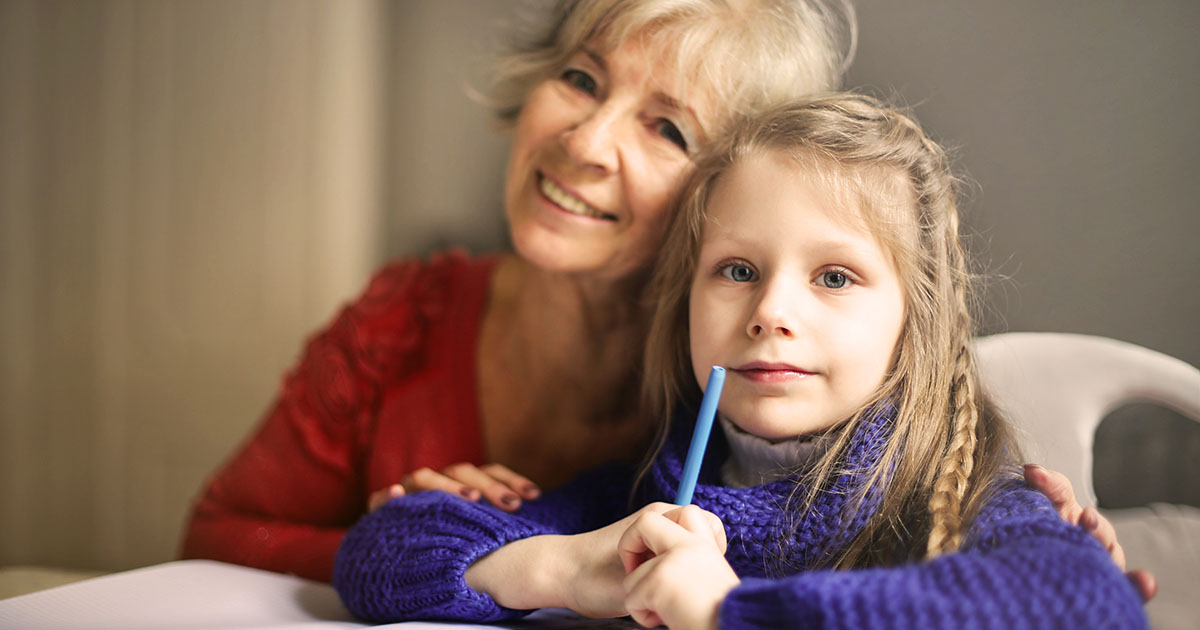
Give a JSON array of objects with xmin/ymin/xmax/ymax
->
[{"xmin": 731, "ymin": 362, "xmax": 814, "ymax": 383}]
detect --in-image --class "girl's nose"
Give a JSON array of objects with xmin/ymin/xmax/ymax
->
[
  {"xmin": 562, "ymin": 103, "xmax": 620, "ymax": 174},
  {"xmin": 747, "ymin": 281, "xmax": 798, "ymax": 339},
  {"xmin": 748, "ymin": 320, "xmax": 794, "ymax": 338}
]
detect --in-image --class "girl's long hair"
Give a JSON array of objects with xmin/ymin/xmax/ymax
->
[{"xmin": 641, "ymin": 93, "xmax": 1020, "ymax": 566}]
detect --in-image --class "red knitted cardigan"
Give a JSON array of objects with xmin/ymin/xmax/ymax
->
[{"xmin": 181, "ymin": 251, "xmax": 496, "ymax": 582}]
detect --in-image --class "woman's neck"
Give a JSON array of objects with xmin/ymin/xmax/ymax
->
[
  {"xmin": 477, "ymin": 254, "xmax": 652, "ymax": 432},
  {"xmin": 477, "ymin": 255, "xmax": 653, "ymax": 482},
  {"xmin": 499, "ymin": 256, "xmax": 650, "ymax": 369}
]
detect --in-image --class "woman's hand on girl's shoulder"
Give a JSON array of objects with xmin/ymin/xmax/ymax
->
[
  {"xmin": 617, "ymin": 503, "xmax": 739, "ymax": 630},
  {"xmin": 366, "ymin": 462, "xmax": 541, "ymax": 513},
  {"xmin": 1024, "ymin": 464, "xmax": 1158, "ymax": 602}
]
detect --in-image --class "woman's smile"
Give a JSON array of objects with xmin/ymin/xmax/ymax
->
[{"xmin": 537, "ymin": 173, "xmax": 617, "ymax": 222}]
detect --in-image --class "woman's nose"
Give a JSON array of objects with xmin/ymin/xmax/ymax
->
[{"xmin": 562, "ymin": 103, "xmax": 620, "ymax": 174}]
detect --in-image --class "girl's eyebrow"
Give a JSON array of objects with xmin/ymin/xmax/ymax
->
[
  {"xmin": 806, "ymin": 238, "xmax": 870, "ymax": 254},
  {"xmin": 803, "ymin": 238, "xmax": 887, "ymax": 263},
  {"xmin": 706, "ymin": 229, "xmax": 881, "ymax": 264}
]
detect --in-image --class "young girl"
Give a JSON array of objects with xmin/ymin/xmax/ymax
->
[{"xmin": 332, "ymin": 95, "xmax": 1147, "ymax": 629}]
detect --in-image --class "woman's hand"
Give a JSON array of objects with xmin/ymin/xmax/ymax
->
[
  {"xmin": 367, "ymin": 462, "xmax": 541, "ymax": 513},
  {"xmin": 618, "ymin": 504, "xmax": 739, "ymax": 630},
  {"xmin": 1024, "ymin": 464, "xmax": 1158, "ymax": 602}
]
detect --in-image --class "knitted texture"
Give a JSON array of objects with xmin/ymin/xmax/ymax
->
[
  {"xmin": 721, "ymin": 485, "xmax": 1148, "ymax": 629},
  {"xmin": 646, "ymin": 405, "xmax": 892, "ymax": 577},
  {"xmin": 334, "ymin": 461, "xmax": 638, "ymax": 622},
  {"xmin": 183, "ymin": 252, "xmax": 497, "ymax": 582},
  {"xmin": 334, "ymin": 405, "xmax": 1146, "ymax": 629}
]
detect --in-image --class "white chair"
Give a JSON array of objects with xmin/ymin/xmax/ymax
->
[
  {"xmin": 974, "ymin": 332, "xmax": 1200, "ymax": 509},
  {"xmin": 974, "ymin": 332, "xmax": 1200, "ymax": 630}
]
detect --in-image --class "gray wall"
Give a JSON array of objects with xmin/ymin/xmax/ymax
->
[
  {"xmin": 848, "ymin": 1, "xmax": 1199, "ymax": 362},
  {"xmin": 381, "ymin": 1, "xmax": 514, "ymax": 258},
  {"xmin": 844, "ymin": 1, "xmax": 1200, "ymax": 506},
  {"xmin": 0, "ymin": 0, "xmax": 386, "ymax": 571}
]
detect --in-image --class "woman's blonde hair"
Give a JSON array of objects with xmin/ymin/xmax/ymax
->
[
  {"xmin": 487, "ymin": 0, "xmax": 857, "ymax": 134},
  {"xmin": 642, "ymin": 93, "xmax": 1020, "ymax": 567}
]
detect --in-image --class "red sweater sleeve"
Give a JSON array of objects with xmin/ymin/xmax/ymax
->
[{"xmin": 180, "ymin": 254, "xmax": 490, "ymax": 582}]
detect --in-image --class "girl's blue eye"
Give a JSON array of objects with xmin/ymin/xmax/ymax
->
[
  {"xmin": 655, "ymin": 119, "xmax": 688, "ymax": 151},
  {"xmin": 720, "ymin": 263, "xmax": 757, "ymax": 283},
  {"xmin": 561, "ymin": 68, "xmax": 597, "ymax": 95},
  {"xmin": 817, "ymin": 270, "xmax": 850, "ymax": 289}
]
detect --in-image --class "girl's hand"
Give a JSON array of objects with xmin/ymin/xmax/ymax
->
[
  {"xmin": 464, "ymin": 503, "xmax": 677, "ymax": 618},
  {"xmin": 618, "ymin": 504, "xmax": 740, "ymax": 630},
  {"xmin": 1024, "ymin": 464, "xmax": 1158, "ymax": 602},
  {"xmin": 557, "ymin": 503, "xmax": 685, "ymax": 618},
  {"xmin": 366, "ymin": 462, "xmax": 541, "ymax": 513}
]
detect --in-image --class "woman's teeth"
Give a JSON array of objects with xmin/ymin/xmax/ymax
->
[{"xmin": 539, "ymin": 176, "xmax": 616, "ymax": 221}]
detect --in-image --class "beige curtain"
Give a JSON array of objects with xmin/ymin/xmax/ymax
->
[{"xmin": 0, "ymin": 0, "xmax": 383, "ymax": 572}]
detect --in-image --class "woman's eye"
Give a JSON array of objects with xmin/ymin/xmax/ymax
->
[
  {"xmin": 719, "ymin": 263, "xmax": 757, "ymax": 283},
  {"xmin": 816, "ymin": 270, "xmax": 851, "ymax": 289},
  {"xmin": 561, "ymin": 68, "xmax": 597, "ymax": 95},
  {"xmin": 655, "ymin": 119, "xmax": 688, "ymax": 151}
]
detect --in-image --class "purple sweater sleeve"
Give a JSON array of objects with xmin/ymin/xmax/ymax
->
[
  {"xmin": 720, "ymin": 484, "xmax": 1147, "ymax": 630},
  {"xmin": 332, "ymin": 463, "xmax": 635, "ymax": 622}
]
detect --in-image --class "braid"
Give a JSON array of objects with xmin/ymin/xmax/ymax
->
[{"xmin": 925, "ymin": 212, "xmax": 981, "ymax": 557}]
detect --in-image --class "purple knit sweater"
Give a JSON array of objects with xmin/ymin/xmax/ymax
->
[{"xmin": 334, "ymin": 410, "xmax": 1146, "ymax": 629}]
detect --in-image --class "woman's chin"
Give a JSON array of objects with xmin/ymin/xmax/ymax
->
[
  {"xmin": 506, "ymin": 219, "xmax": 661, "ymax": 289},
  {"xmin": 507, "ymin": 221, "xmax": 614, "ymax": 273}
]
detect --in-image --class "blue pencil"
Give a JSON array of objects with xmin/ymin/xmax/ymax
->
[{"xmin": 674, "ymin": 366, "xmax": 726, "ymax": 505}]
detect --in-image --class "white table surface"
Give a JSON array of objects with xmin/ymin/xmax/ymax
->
[{"xmin": 0, "ymin": 560, "xmax": 639, "ymax": 630}]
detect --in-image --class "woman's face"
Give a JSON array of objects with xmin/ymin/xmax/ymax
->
[{"xmin": 505, "ymin": 34, "xmax": 715, "ymax": 281}]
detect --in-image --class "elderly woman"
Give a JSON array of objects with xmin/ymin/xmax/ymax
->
[{"xmin": 181, "ymin": 0, "xmax": 1150, "ymax": 599}]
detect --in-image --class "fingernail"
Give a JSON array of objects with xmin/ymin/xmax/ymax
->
[
  {"xmin": 523, "ymin": 485, "xmax": 541, "ymax": 499},
  {"xmin": 502, "ymin": 494, "xmax": 520, "ymax": 508},
  {"xmin": 460, "ymin": 488, "xmax": 479, "ymax": 500},
  {"xmin": 389, "ymin": 485, "xmax": 404, "ymax": 498}
]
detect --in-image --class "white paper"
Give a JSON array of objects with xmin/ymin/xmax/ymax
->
[{"xmin": 0, "ymin": 560, "xmax": 643, "ymax": 630}]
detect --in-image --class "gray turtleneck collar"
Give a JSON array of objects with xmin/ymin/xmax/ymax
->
[{"xmin": 718, "ymin": 415, "xmax": 833, "ymax": 489}]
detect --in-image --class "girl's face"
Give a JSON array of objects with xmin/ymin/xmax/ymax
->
[
  {"xmin": 688, "ymin": 151, "xmax": 907, "ymax": 440},
  {"xmin": 505, "ymin": 34, "xmax": 714, "ymax": 280}
]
